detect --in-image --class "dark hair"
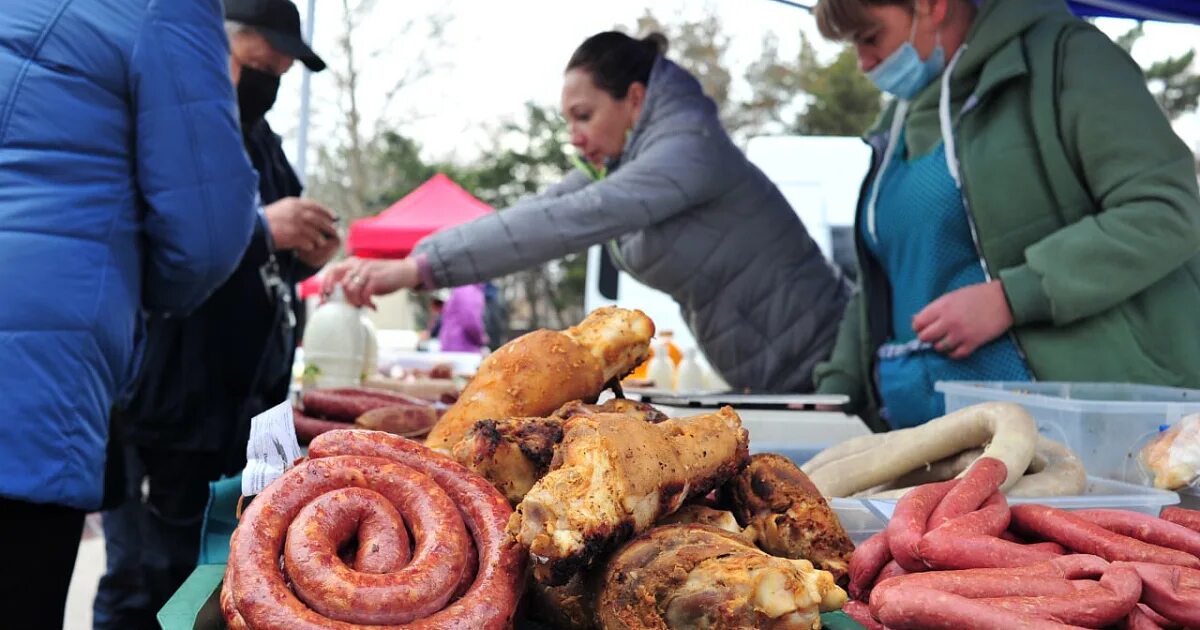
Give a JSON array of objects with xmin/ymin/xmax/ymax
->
[{"xmin": 566, "ymin": 31, "xmax": 669, "ymax": 100}]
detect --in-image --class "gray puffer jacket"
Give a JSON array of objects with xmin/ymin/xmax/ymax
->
[{"xmin": 414, "ymin": 57, "xmax": 850, "ymax": 392}]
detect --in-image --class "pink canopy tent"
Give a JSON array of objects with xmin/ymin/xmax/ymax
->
[{"xmin": 298, "ymin": 174, "xmax": 493, "ymax": 299}]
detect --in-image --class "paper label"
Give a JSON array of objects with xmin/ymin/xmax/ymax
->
[{"xmin": 241, "ymin": 400, "xmax": 303, "ymax": 496}]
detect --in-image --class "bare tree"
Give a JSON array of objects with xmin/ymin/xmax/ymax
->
[{"xmin": 309, "ymin": 1, "xmax": 450, "ymax": 220}]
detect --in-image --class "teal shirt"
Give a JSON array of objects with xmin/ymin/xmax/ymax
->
[{"xmin": 864, "ymin": 134, "xmax": 1029, "ymax": 428}]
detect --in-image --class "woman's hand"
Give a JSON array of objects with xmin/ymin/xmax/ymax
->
[
  {"xmin": 322, "ymin": 257, "xmax": 419, "ymax": 308},
  {"xmin": 913, "ymin": 281, "xmax": 1014, "ymax": 360}
]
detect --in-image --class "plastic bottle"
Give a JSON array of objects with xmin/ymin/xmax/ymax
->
[
  {"xmin": 301, "ymin": 285, "xmax": 378, "ymax": 389},
  {"xmin": 645, "ymin": 339, "xmax": 676, "ymax": 390},
  {"xmin": 674, "ymin": 347, "xmax": 705, "ymax": 392}
]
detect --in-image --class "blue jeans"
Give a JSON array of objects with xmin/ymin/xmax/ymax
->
[{"xmin": 93, "ymin": 444, "xmax": 222, "ymax": 630}]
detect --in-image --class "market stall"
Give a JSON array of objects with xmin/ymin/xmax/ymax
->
[{"xmin": 159, "ymin": 303, "xmax": 1200, "ymax": 629}]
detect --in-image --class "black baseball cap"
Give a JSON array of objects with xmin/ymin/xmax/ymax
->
[{"xmin": 224, "ymin": 0, "xmax": 326, "ymax": 72}]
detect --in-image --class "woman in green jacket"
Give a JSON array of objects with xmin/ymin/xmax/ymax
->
[{"xmin": 813, "ymin": 0, "xmax": 1200, "ymax": 430}]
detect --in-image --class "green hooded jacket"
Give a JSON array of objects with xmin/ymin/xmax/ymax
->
[{"xmin": 814, "ymin": 0, "xmax": 1200, "ymax": 430}]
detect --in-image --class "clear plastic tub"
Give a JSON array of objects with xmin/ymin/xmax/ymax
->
[
  {"xmin": 863, "ymin": 477, "xmax": 1178, "ymax": 522},
  {"xmin": 936, "ymin": 381, "xmax": 1200, "ymax": 484},
  {"xmin": 830, "ymin": 498, "xmax": 889, "ymax": 545}
]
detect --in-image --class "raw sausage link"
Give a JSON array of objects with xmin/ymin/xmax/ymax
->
[
  {"xmin": 932, "ymin": 492, "xmax": 1010, "ymax": 537},
  {"xmin": 887, "ymin": 480, "xmax": 957, "ymax": 571},
  {"xmin": 1010, "ymin": 505, "xmax": 1200, "ymax": 568},
  {"xmin": 916, "ymin": 530, "xmax": 1061, "ymax": 571},
  {"xmin": 841, "ymin": 600, "xmax": 884, "ymax": 630},
  {"xmin": 308, "ymin": 429, "xmax": 526, "ymax": 629},
  {"xmin": 1161, "ymin": 506, "xmax": 1200, "ymax": 533},
  {"xmin": 848, "ymin": 532, "xmax": 892, "ymax": 600},
  {"xmin": 1126, "ymin": 562, "xmax": 1200, "ymax": 628},
  {"xmin": 873, "ymin": 585, "xmax": 1088, "ymax": 630},
  {"xmin": 1073, "ymin": 509, "xmax": 1200, "ymax": 558},
  {"xmin": 976, "ymin": 563, "xmax": 1142, "ymax": 628},
  {"xmin": 871, "ymin": 560, "xmax": 909, "ymax": 590},
  {"xmin": 927, "ymin": 457, "xmax": 1008, "ymax": 529},
  {"xmin": 1123, "ymin": 604, "xmax": 1171, "ymax": 628},
  {"xmin": 869, "ymin": 555, "xmax": 1110, "ymax": 611}
]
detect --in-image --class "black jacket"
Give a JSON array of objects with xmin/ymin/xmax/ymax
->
[{"xmin": 122, "ymin": 119, "xmax": 315, "ymax": 472}]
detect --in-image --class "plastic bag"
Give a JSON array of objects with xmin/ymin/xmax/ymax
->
[{"xmin": 1139, "ymin": 413, "xmax": 1200, "ymax": 490}]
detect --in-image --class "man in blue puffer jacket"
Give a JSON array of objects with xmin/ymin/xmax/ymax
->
[{"xmin": 0, "ymin": 0, "xmax": 257, "ymax": 624}]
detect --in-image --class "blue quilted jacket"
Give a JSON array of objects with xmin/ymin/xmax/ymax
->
[{"xmin": 0, "ymin": 0, "xmax": 257, "ymax": 509}]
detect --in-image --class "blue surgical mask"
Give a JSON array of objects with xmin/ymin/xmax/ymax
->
[{"xmin": 867, "ymin": 16, "xmax": 946, "ymax": 99}]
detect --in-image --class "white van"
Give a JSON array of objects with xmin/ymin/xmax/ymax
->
[{"xmin": 583, "ymin": 135, "xmax": 871, "ymax": 353}]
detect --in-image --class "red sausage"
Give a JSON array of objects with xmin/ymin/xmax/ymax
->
[
  {"xmin": 1073, "ymin": 509, "xmax": 1200, "ymax": 558},
  {"xmin": 1025, "ymin": 541, "xmax": 1068, "ymax": 555},
  {"xmin": 869, "ymin": 555, "xmax": 1110, "ymax": 610},
  {"xmin": 324, "ymin": 386, "xmax": 433, "ymax": 406},
  {"xmin": 1000, "ymin": 529, "xmax": 1028, "ymax": 543},
  {"xmin": 1124, "ymin": 605, "xmax": 1165, "ymax": 630},
  {"xmin": 292, "ymin": 407, "xmax": 354, "ymax": 444},
  {"xmin": 302, "ymin": 388, "xmax": 426, "ymax": 422},
  {"xmin": 887, "ymin": 480, "xmax": 957, "ymax": 571},
  {"xmin": 308, "ymin": 429, "xmax": 526, "ymax": 630},
  {"xmin": 928, "ymin": 458, "xmax": 1009, "ymax": 529},
  {"xmin": 917, "ymin": 531, "xmax": 1062, "ymax": 571},
  {"xmin": 976, "ymin": 563, "xmax": 1143, "ymax": 628},
  {"xmin": 931, "ymin": 493, "xmax": 1011, "ymax": 537},
  {"xmin": 873, "ymin": 585, "xmax": 1088, "ymax": 630},
  {"xmin": 1010, "ymin": 505, "xmax": 1200, "ymax": 568},
  {"xmin": 1126, "ymin": 562, "xmax": 1200, "ymax": 628},
  {"xmin": 849, "ymin": 532, "xmax": 892, "ymax": 600},
  {"xmin": 283, "ymin": 478, "xmax": 468, "ymax": 625},
  {"xmin": 1124, "ymin": 603, "xmax": 1177, "ymax": 630},
  {"xmin": 1161, "ymin": 506, "xmax": 1200, "ymax": 534},
  {"xmin": 872, "ymin": 560, "xmax": 909, "ymax": 589},
  {"xmin": 226, "ymin": 456, "xmax": 472, "ymax": 628},
  {"xmin": 842, "ymin": 600, "xmax": 885, "ymax": 630}
]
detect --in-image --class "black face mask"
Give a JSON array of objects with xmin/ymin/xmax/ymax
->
[{"xmin": 237, "ymin": 66, "xmax": 281, "ymax": 127}]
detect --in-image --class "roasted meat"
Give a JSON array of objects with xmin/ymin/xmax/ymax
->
[
  {"xmin": 656, "ymin": 504, "xmax": 753, "ymax": 541},
  {"xmin": 453, "ymin": 399, "xmax": 668, "ymax": 505},
  {"xmin": 452, "ymin": 416, "xmax": 564, "ymax": 505},
  {"xmin": 552, "ymin": 399, "xmax": 669, "ymax": 424},
  {"xmin": 508, "ymin": 408, "xmax": 749, "ymax": 586},
  {"xmin": 725, "ymin": 453, "xmax": 855, "ymax": 581},
  {"xmin": 425, "ymin": 307, "xmax": 654, "ymax": 451},
  {"xmin": 596, "ymin": 524, "xmax": 846, "ymax": 630}
]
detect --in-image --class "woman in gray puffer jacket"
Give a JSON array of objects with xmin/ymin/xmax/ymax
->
[{"xmin": 327, "ymin": 31, "xmax": 850, "ymax": 392}]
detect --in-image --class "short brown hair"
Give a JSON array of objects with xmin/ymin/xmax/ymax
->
[{"xmin": 815, "ymin": 0, "xmax": 914, "ymax": 41}]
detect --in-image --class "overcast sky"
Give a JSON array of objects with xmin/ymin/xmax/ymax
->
[{"xmin": 269, "ymin": 0, "xmax": 1200, "ymax": 177}]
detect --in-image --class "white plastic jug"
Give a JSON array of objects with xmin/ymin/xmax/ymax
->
[
  {"xmin": 302, "ymin": 285, "xmax": 379, "ymax": 389},
  {"xmin": 674, "ymin": 347, "xmax": 705, "ymax": 392},
  {"xmin": 646, "ymin": 339, "xmax": 676, "ymax": 390}
]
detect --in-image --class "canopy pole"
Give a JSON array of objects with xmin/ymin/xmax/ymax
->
[{"xmin": 296, "ymin": 0, "xmax": 317, "ymax": 183}]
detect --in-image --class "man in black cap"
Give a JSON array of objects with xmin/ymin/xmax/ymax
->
[{"xmin": 92, "ymin": 1, "xmax": 338, "ymax": 627}]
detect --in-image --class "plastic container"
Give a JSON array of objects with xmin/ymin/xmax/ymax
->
[
  {"xmin": 829, "ymin": 498, "xmax": 889, "ymax": 545},
  {"xmin": 937, "ymin": 381, "xmax": 1200, "ymax": 484},
  {"xmin": 301, "ymin": 286, "xmax": 378, "ymax": 389},
  {"xmin": 674, "ymin": 347, "xmax": 705, "ymax": 392},
  {"xmin": 862, "ymin": 476, "xmax": 1178, "ymax": 523}
]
